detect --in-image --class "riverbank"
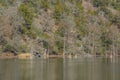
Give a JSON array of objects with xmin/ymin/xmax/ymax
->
[
  {"xmin": 0, "ymin": 52, "xmax": 77, "ymax": 59},
  {"xmin": 0, "ymin": 52, "xmax": 120, "ymax": 59},
  {"xmin": 0, "ymin": 52, "xmax": 17, "ymax": 59}
]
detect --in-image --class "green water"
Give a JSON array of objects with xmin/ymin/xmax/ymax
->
[{"xmin": 0, "ymin": 57, "xmax": 120, "ymax": 80}]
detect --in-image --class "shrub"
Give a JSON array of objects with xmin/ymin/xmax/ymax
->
[
  {"xmin": 0, "ymin": 0, "xmax": 16, "ymax": 6},
  {"xmin": 53, "ymin": 1, "xmax": 65, "ymax": 23},
  {"xmin": 56, "ymin": 27, "xmax": 64, "ymax": 37},
  {"xmin": 92, "ymin": 0, "xmax": 110, "ymax": 8},
  {"xmin": 19, "ymin": 3, "xmax": 35, "ymax": 24},
  {"xmin": 0, "ymin": 37, "xmax": 7, "ymax": 45},
  {"xmin": 21, "ymin": 26, "xmax": 37, "ymax": 39},
  {"xmin": 19, "ymin": 45, "xmax": 28, "ymax": 53},
  {"xmin": 55, "ymin": 40, "xmax": 64, "ymax": 53},
  {"xmin": 3, "ymin": 44, "xmax": 15, "ymax": 52},
  {"xmin": 111, "ymin": 1, "xmax": 120, "ymax": 10},
  {"xmin": 100, "ymin": 32, "xmax": 113, "ymax": 49},
  {"xmin": 40, "ymin": 0, "xmax": 49, "ymax": 9},
  {"xmin": 0, "ymin": 0, "xmax": 7, "ymax": 6}
]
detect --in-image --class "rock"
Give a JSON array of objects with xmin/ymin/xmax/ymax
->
[{"xmin": 18, "ymin": 53, "xmax": 33, "ymax": 59}]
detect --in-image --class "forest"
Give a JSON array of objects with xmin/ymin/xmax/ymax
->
[{"xmin": 0, "ymin": 0, "xmax": 120, "ymax": 57}]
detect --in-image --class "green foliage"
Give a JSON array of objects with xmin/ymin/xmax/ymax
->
[
  {"xmin": 40, "ymin": 0, "xmax": 49, "ymax": 9},
  {"xmin": 19, "ymin": 45, "xmax": 28, "ymax": 53},
  {"xmin": 109, "ymin": 15, "xmax": 120, "ymax": 26},
  {"xmin": 92, "ymin": 0, "xmax": 109, "ymax": 7},
  {"xmin": 89, "ymin": 10, "xmax": 98, "ymax": 16},
  {"xmin": 0, "ymin": 0, "xmax": 119, "ymax": 55},
  {"xmin": 19, "ymin": 3, "xmax": 35, "ymax": 24},
  {"xmin": 8, "ymin": 0, "xmax": 16, "ymax": 5},
  {"xmin": 32, "ymin": 28, "xmax": 50, "ymax": 39},
  {"xmin": 0, "ymin": 37, "xmax": 7, "ymax": 45},
  {"xmin": 56, "ymin": 27, "xmax": 64, "ymax": 37},
  {"xmin": 101, "ymin": 32, "xmax": 112, "ymax": 49},
  {"xmin": 21, "ymin": 26, "xmax": 37, "ymax": 39},
  {"xmin": 0, "ymin": 0, "xmax": 7, "ymax": 6},
  {"xmin": 83, "ymin": 45, "xmax": 90, "ymax": 53},
  {"xmin": 41, "ymin": 33, "xmax": 50, "ymax": 39},
  {"xmin": 75, "ymin": 15, "xmax": 87, "ymax": 37},
  {"xmin": 73, "ymin": 2, "xmax": 88, "ymax": 37},
  {"xmin": 0, "ymin": 0, "xmax": 16, "ymax": 6},
  {"xmin": 100, "ymin": 7, "xmax": 120, "ymax": 25},
  {"xmin": 2, "ymin": 43, "xmax": 28, "ymax": 53},
  {"xmin": 37, "ymin": 31, "xmax": 50, "ymax": 39},
  {"xmin": 42, "ymin": 40, "xmax": 49, "ymax": 49},
  {"xmin": 19, "ymin": 3, "xmax": 37, "ymax": 38},
  {"xmin": 53, "ymin": 1, "xmax": 65, "ymax": 23},
  {"xmin": 100, "ymin": 7, "xmax": 110, "ymax": 15},
  {"xmin": 76, "ymin": 0, "xmax": 83, "ymax": 11},
  {"xmin": 55, "ymin": 40, "xmax": 64, "ymax": 53},
  {"xmin": 111, "ymin": 1, "xmax": 120, "ymax": 10},
  {"xmin": 3, "ymin": 44, "xmax": 15, "ymax": 52}
]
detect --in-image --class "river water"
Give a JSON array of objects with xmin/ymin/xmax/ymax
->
[{"xmin": 0, "ymin": 57, "xmax": 120, "ymax": 80}]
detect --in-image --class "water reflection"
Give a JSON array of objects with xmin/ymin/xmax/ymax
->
[
  {"xmin": 63, "ymin": 58, "xmax": 120, "ymax": 80},
  {"xmin": 0, "ymin": 58, "xmax": 120, "ymax": 80}
]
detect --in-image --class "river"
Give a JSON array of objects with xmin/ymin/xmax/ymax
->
[{"xmin": 0, "ymin": 57, "xmax": 120, "ymax": 80}]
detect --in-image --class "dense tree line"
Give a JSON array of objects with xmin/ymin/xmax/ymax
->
[{"xmin": 0, "ymin": 0, "xmax": 120, "ymax": 56}]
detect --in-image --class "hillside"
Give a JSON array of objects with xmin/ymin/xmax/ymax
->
[{"xmin": 0, "ymin": 0, "xmax": 120, "ymax": 56}]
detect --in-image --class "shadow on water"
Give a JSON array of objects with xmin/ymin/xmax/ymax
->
[{"xmin": 0, "ymin": 57, "xmax": 120, "ymax": 80}]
